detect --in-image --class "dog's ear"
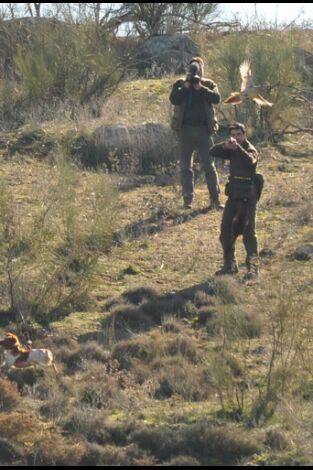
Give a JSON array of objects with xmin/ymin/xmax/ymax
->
[{"xmin": 5, "ymin": 333, "xmax": 18, "ymax": 342}]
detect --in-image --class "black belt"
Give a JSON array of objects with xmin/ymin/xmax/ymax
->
[{"xmin": 230, "ymin": 176, "xmax": 253, "ymax": 181}]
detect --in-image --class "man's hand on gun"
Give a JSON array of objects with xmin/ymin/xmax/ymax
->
[{"xmin": 224, "ymin": 136, "xmax": 239, "ymax": 150}]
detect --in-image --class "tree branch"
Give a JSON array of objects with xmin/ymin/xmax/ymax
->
[{"xmin": 276, "ymin": 117, "xmax": 313, "ymax": 136}]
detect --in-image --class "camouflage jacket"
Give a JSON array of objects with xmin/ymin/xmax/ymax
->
[{"xmin": 169, "ymin": 78, "xmax": 220, "ymax": 134}]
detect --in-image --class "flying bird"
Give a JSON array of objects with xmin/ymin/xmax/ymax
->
[{"xmin": 224, "ymin": 61, "xmax": 273, "ymax": 107}]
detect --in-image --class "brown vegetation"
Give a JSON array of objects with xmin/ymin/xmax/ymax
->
[{"xmin": 0, "ymin": 21, "xmax": 312, "ymax": 466}]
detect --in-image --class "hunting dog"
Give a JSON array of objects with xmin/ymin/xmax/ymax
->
[{"xmin": 0, "ymin": 332, "xmax": 57, "ymax": 372}]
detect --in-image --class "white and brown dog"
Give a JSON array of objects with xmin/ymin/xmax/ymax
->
[{"xmin": 0, "ymin": 332, "xmax": 57, "ymax": 372}]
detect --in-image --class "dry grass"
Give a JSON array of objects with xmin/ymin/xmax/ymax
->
[
  {"xmin": 28, "ymin": 435, "xmax": 86, "ymax": 466},
  {"xmin": 101, "ymin": 79, "xmax": 174, "ymax": 127},
  {"xmin": 131, "ymin": 421, "xmax": 260, "ymax": 464},
  {"xmin": 0, "ymin": 73, "xmax": 313, "ymax": 465},
  {"xmin": 0, "ymin": 379, "xmax": 21, "ymax": 411}
]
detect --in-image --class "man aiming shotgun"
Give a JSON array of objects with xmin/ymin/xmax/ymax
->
[{"xmin": 210, "ymin": 122, "xmax": 264, "ymax": 281}]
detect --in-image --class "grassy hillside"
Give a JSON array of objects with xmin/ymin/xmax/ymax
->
[{"xmin": 0, "ymin": 78, "xmax": 312, "ymax": 466}]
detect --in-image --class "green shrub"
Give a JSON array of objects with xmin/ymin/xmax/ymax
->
[
  {"xmin": 102, "ymin": 305, "xmax": 155, "ymax": 341},
  {"xmin": 208, "ymin": 31, "xmax": 302, "ymax": 139},
  {"xmin": 63, "ymin": 408, "xmax": 131, "ymax": 446},
  {"xmin": 0, "ymin": 157, "xmax": 117, "ymax": 325},
  {"xmin": 196, "ymin": 306, "xmax": 220, "ymax": 334},
  {"xmin": 121, "ymin": 285, "xmax": 158, "ymax": 305},
  {"xmin": 220, "ymin": 307, "xmax": 263, "ymax": 340},
  {"xmin": 39, "ymin": 392, "xmax": 69, "ymax": 421},
  {"xmin": 183, "ymin": 422, "xmax": 260, "ymax": 464},
  {"xmin": 112, "ymin": 336, "xmax": 157, "ymax": 369},
  {"xmin": 64, "ymin": 408, "xmax": 111, "ymax": 444},
  {"xmin": 131, "ymin": 422, "xmax": 260, "ymax": 464},
  {"xmin": 79, "ymin": 379, "xmax": 127, "ymax": 410},
  {"xmin": 164, "ymin": 455, "xmax": 201, "ymax": 466},
  {"xmin": 58, "ymin": 342, "xmax": 110, "ymax": 374},
  {"xmin": 153, "ymin": 357, "xmax": 210, "ymax": 401},
  {"xmin": 7, "ymin": 128, "xmax": 56, "ymax": 158},
  {"xmin": 81, "ymin": 442, "xmax": 155, "ymax": 466},
  {"xmin": 210, "ymin": 276, "xmax": 241, "ymax": 305},
  {"xmin": 264, "ymin": 428, "xmax": 291, "ymax": 451},
  {"xmin": 205, "ymin": 353, "xmax": 248, "ymax": 414},
  {"xmin": 15, "ymin": 22, "xmax": 122, "ymax": 108},
  {"xmin": 162, "ymin": 336, "xmax": 199, "ymax": 363},
  {"xmin": 27, "ymin": 435, "xmax": 86, "ymax": 466}
]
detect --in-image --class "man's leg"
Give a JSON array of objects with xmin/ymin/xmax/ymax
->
[
  {"xmin": 180, "ymin": 127, "xmax": 196, "ymax": 208},
  {"xmin": 196, "ymin": 131, "xmax": 222, "ymax": 209},
  {"xmin": 216, "ymin": 199, "xmax": 239, "ymax": 275},
  {"xmin": 243, "ymin": 197, "xmax": 259, "ymax": 278}
]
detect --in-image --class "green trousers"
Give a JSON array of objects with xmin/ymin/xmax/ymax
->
[
  {"xmin": 179, "ymin": 125, "xmax": 220, "ymax": 203},
  {"xmin": 220, "ymin": 192, "xmax": 259, "ymax": 272}
]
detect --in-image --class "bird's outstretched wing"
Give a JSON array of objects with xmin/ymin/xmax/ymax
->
[
  {"xmin": 224, "ymin": 60, "xmax": 273, "ymax": 107},
  {"xmin": 253, "ymin": 95, "xmax": 273, "ymax": 107},
  {"xmin": 224, "ymin": 92, "xmax": 242, "ymax": 105},
  {"xmin": 240, "ymin": 61, "xmax": 254, "ymax": 92}
]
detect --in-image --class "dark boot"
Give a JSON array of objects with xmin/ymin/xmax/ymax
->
[
  {"xmin": 215, "ymin": 263, "xmax": 239, "ymax": 276},
  {"xmin": 215, "ymin": 251, "xmax": 239, "ymax": 276},
  {"xmin": 243, "ymin": 254, "xmax": 259, "ymax": 281},
  {"xmin": 209, "ymin": 196, "xmax": 224, "ymax": 211},
  {"xmin": 183, "ymin": 195, "xmax": 193, "ymax": 209}
]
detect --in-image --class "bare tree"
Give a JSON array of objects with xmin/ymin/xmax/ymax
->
[
  {"xmin": 120, "ymin": 3, "xmax": 222, "ymax": 38},
  {"xmin": 127, "ymin": 3, "xmax": 169, "ymax": 37},
  {"xmin": 2, "ymin": 2, "xmax": 228, "ymax": 37},
  {"xmin": 48, "ymin": 3, "xmax": 78, "ymax": 23},
  {"xmin": 26, "ymin": 3, "xmax": 42, "ymax": 17},
  {"xmin": 6, "ymin": 4, "xmax": 18, "ymax": 19},
  {"xmin": 183, "ymin": 3, "xmax": 220, "ymax": 32},
  {"xmin": 121, "ymin": 3, "xmax": 185, "ymax": 37}
]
